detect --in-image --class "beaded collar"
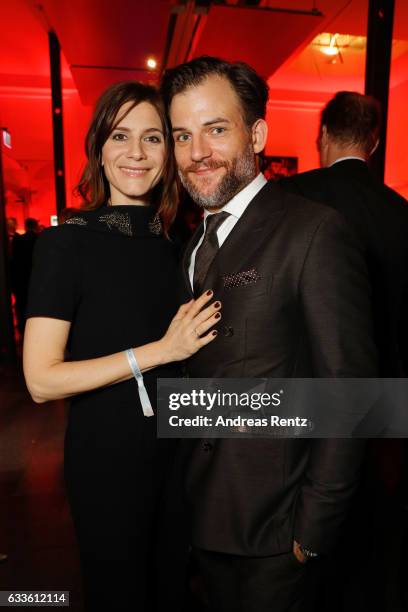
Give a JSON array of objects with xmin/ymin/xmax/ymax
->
[{"xmin": 64, "ymin": 205, "xmax": 163, "ymax": 237}]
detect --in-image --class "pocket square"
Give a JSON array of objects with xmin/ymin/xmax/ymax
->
[{"xmin": 222, "ymin": 268, "xmax": 261, "ymax": 289}]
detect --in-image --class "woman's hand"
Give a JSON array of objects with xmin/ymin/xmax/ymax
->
[
  {"xmin": 159, "ymin": 290, "xmax": 221, "ymax": 362},
  {"xmin": 23, "ymin": 291, "xmax": 221, "ymax": 403}
]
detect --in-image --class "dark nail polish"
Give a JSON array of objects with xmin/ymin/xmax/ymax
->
[
  {"xmin": 212, "ymin": 330, "xmax": 218, "ymax": 337},
  {"xmin": 214, "ymin": 301, "xmax": 221, "ymax": 308},
  {"xmin": 206, "ymin": 289, "xmax": 213, "ymax": 296},
  {"xmin": 215, "ymin": 312, "xmax": 221, "ymax": 319}
]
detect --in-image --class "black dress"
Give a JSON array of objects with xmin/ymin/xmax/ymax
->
[{"xmin": 27, "ymin": 205, "xmax": 182, "ymax": 611}]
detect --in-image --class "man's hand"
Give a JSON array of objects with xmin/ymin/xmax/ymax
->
[{"xmin": 293, "ymin": 540, "xmax": 308, "ymax": 564}]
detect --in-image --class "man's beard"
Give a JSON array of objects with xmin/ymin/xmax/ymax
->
[{"xmin": 178, "ymin": 143, "xmax": 257, "ymax": 209}]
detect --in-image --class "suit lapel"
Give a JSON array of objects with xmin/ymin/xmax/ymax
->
[
  {"xmin": 204, "ymin": 181, "xmax": 286, "ymax": 291},
  {"xmin": 181, "ymin": 181, "xmax": 287, "ymax": 297}
]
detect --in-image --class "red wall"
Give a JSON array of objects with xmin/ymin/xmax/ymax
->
[
  {"xmin": 265, "ymin": 94, "xmax": 324, "ymax": 173},
  {"xmin": 1, "ymin": 83, "xmax": 91, "ymax": 229},
  {"xmin": 2, "ymin": 73, "xmax": 407, "ymax": 235},
  {"xmin": 63, "ymin": 88, "xmax": 92, "ymax": 208},
  {"xmin": 386, "ymin": 79, "xmax": 408, "ymax": 199}
]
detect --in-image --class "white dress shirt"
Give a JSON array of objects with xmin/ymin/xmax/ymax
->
[
  {"xmin": 329, "ymin": 156, "xmax": 366, "ymax": 167},
  {"xmin": 188, "ymin": 173, "xmax": 267, "ymax": 289}
]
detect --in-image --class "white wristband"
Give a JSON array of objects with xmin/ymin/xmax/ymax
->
[{"xmin": 125, "ymin": 349, "xmax": 154, "ymax": 417}]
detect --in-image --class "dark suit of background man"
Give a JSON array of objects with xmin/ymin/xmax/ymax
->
[
  {"xmin": 281, "ymin": 91, "xmax": 408, "ymax": 612},
  {"xmin": 161, "ymin": 58, "xmax": 378, "ymax": 612}
]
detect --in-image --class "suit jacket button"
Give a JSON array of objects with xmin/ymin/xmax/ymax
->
[
  {"xmin": 223, "ymin": 326, "xmax": 234, "ymax": 337},
  {"xmin": 203, "ymin": 442, "xmax": 213, "ymax": 452}
]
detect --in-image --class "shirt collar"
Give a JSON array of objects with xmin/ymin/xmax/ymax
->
[
  {"xmin": 329, "ymin": 156, "xmax": 366, "ymax": 167},
  {"xmin": 203, "ymin": 173, "xmax": 267, "ymax": 221}
]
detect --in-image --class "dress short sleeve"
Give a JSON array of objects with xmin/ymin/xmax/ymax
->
[{"xmin": 26, "ymin": 226, "xmax": 80, "ymax": 322}]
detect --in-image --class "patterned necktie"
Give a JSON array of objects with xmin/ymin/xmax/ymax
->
[{"xmin": 193, "ymin": 211, "xmax": 230, "ymax": 295}]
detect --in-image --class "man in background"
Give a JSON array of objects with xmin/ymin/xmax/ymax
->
[
  {"xmin": 6, "ymin": 217, "xmax": 19, "ymax": 256},
  {"xmin": 282, "ymin": 91, "xmax": 408, "ymax": 378},
  {"xmin": 11, "ymin": 217, "xmax": 39, "ymax": 334},
  {"xmin": 281, "ymin": 91, "xmax": 408, "ymax": 612}
]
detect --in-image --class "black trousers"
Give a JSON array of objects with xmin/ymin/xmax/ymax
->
[{"xmin": 194, "ymin": 547, "xmax": 325, "ymax": 612}]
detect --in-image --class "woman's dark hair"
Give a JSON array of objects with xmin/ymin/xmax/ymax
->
[
  {"xmin": 76, "ymin": 81, "xmax": 178, "ymax": 235},
  {"xmin": 160, "ymin": 56, "xmax": 269, "ymax": 127}
]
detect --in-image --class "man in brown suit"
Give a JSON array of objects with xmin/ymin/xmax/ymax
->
[{"xmin": 161, "ymin": 58, "xmax": 378, "ymax": 612}]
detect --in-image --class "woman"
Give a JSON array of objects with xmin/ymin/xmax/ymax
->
[{"xmin": 23, "ymin": 81, "xmax": 220, "ymax": 611}]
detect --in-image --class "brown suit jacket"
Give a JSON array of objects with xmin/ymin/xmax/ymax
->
[{"xmin": 179, "ymin": 180, "xmax": 378, "ymax": 556}]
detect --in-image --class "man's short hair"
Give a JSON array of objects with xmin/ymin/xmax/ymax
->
[
  {"xmin": 25, "ymin": 218, "xmax": 39, "ymax": 232},
  {"xmin": 161, "ymin": 56, "xmax": 269, "ymax": 128},
  {"xmin": 321, "ymin": 91, "xmax": 381, "ymax": 154}
]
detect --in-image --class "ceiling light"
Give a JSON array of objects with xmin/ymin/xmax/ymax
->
[
  {"xmin": 312, "ymin": 33, "xmax": 356, "ymax": 55},
  {"xmin": 321, "ymin": 34, "xmax": 339, "ymax": 56},
  {"xmin": 147, "ymin": 58, "xmax": 157, "ymax": 69},
  {"xmin": 322, "ymin": 47, "xmax": 339, "ymax": 56}
]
